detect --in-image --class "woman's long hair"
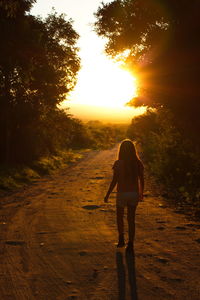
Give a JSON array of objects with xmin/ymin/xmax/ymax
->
[{"xmin": 118, "ymin": 139, "xmax": 140, "ymax": 178}]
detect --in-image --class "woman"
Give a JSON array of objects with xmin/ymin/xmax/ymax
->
[{"xmin": 104, "ymin": 139, "xmax": 144, "ymax": 250}]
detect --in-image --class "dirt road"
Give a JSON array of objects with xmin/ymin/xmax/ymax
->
[{"xmin": 0, "ymin": 146, "xmax": 200, "ymax": 300}]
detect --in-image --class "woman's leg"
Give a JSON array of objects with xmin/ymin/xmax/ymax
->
[
  {"xmin": 116, "ymin": 206, "xmax": 124, "ymax": 239},
  {"xmin": 127, "ymin": 205, "xmax": 137, "ymax": 243}
]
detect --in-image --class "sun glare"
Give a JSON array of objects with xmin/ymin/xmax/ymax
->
[
  {"xmin": 31, "ymin": 0, "xmax": 145, "ymax": 123},
  {"xmin": 69, "ymin": 56, "xmax": 138, "ymax": 109}
]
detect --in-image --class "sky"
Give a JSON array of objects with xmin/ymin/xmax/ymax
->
[{"xmin": 31, "ymin": 0, "xmax": 145, "ymax": 123}]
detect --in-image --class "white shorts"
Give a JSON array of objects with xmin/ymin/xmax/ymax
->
[{"xmin": 116, "ymin": 192, "xmax": 139, "ymax": 207}]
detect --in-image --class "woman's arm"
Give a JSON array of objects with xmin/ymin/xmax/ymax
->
[
  {"xmin": 138, "ymin": 161, "xmax": 144, "ymax": 200},
  {"xmin": 104, "ymin": 172, "xmax": 118, "ymax": 203}
]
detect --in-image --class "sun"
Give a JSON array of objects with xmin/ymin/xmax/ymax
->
[{"xmin": 69, "ymin": 56, "xmax": 138, "ymax": 109}]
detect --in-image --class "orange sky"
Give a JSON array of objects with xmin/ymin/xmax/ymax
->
[{"xmin": 31, "ymin": 0, "xmax": 146, "ymax": 123}]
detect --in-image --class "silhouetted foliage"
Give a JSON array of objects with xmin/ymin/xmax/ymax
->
[
  {"xmin": 0, "ymin": 0, "xmax": 36, "ymax": 17},
  {"xmin": 95, "ymin": 0, "xmax": 200, "ymax": 134},
  {"xmin": 0, "ymin": 1, "xmax": 80, "ymax": 163},
  {"xmin": 95, "ymin": 1, "xmax": 200, "ymax": 211},
  {"xmin": 127, "ymin": 110, "xmax": 200, "ymax": 214}
]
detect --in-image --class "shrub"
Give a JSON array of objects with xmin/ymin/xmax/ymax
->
[{"xmin": 127, "ymin": 108, "xmax": 200, "ymax": 206}]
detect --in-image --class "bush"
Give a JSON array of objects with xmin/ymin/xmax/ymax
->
[{"xmin": 127, "ymin": 108, "xmax": 200, "ymax": 207}]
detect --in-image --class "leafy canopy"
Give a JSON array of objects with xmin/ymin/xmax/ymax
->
[
  {"xmin": 94, "ymin": 0, "xmax": 200, "ymax": 120},
  {"xmin": 0, "ymin": 1, "xmax": 80, "ymax": 162}
]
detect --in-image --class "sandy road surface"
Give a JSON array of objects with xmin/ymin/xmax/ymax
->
[{"xmin": 0, "ymin": 145, "xmax": 200, "ymax": 300}]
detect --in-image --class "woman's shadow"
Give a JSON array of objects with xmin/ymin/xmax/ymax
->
[{"xmin": 116, "ymin": 249, "xmax": 138, "ymax": 300}]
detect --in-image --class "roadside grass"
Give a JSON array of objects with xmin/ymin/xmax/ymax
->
[{"xmin": 0, "ymin": 149, "xmax": 87, "ymax": 191}]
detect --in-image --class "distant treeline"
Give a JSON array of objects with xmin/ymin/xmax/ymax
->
[{"xmin": 95, "ymin": 0, "xmax": 200, "ymax": 216}]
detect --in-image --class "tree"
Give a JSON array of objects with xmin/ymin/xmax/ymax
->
[
  {"xmin": 0, "ymin": 1, "xmax": 80, "ymax": 163},
  {"xmin": 94, "ymin": 0, "xmax": 200, "ymax": 134},
  {"xmin": 0, "ymin": 0, "xmax": 36, "ymax": 16}
]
